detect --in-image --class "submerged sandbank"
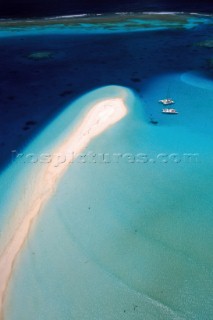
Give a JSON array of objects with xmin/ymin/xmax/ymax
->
[{"xmin": 0, "ymin": 97, "xmax": 127, "ymax": 319}]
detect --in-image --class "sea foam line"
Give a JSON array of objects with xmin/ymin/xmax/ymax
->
[
  {"xmin": 44, "ymin": 14, "xmax": 88, "ymax": 20},
  {"xmin": 0, "ymin": 98, "xmax": 127, "ymax": 319}
]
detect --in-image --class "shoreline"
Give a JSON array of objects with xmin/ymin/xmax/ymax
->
[
  {"xmin": 0, "ymin": 12, "xmax": 211, "ymax": 31},
  {"xmin": 0, "ymin": 11, "xmax": 212, "ymax": 22},
  {"xmin": 0, "ymin": 97, "xmax": 127, "ymax": 319}
]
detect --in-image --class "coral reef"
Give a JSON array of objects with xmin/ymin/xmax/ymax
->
[
  {"xmin": 196, "ymin": 40, "xmax": 213, "ymax": 48},
  {"xmin": 27, "ymin": 51, "xmax": 53, "ymax": 60}
]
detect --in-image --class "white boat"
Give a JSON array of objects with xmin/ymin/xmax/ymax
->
[
  {"xmin": 162, "ymin": 108, "xmax": 178, "ymax": 114},
  {"xmin": 159, "ymin": 98, "xmax": 175, "ymax": 105}
]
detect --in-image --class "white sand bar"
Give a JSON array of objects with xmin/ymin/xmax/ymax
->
[{"xmin": 0, "ymin": 98, "xmax": 127, "ymax": 319}]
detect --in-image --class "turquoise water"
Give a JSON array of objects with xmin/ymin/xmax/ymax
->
[
  {"xmin": 0, "ymin": 14, "xmax": 213, "ymax": 320},
  {"xmin": 2, "ymin": 72, "xmax": 213, "ymax": 320}
]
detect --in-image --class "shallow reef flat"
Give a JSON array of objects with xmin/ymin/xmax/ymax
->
[{"xmin": 0, "ymin": 13, "xmax": 212, "ymax": 33}]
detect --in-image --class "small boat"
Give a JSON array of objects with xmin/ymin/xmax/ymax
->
[
  {"xmin": 159, "ymin": 98, "xmax": 175, "ymax": 105},
  {"xmin": 162, "ymin": 108, "xmax": 178, "ymax": 114},
  {"xmin": 159, "ymin": 85, "xmax": 175, "ymax": 105}
]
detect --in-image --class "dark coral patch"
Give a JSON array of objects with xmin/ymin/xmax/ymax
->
[
  {"xmin": 22, "ymin": 126, "xmax": 30, "ymax": 131},
  {"xmin": 131, "ymin": 78, "xmax": 141, "ymax": 82},
  {"xmin": 59, "ymin": 90, "xmax": 73, "ymax": 97},
  {"xmin": 25, "ymin": 120, "xmax": 37, "ymax": 126},
  {"xmin": 7, "ymin": 95, "xmax": 15, "ymax": 101}
]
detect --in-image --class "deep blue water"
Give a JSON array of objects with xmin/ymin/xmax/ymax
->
[{"xmin": 1, "ymin": 0, "xmax": 213, "ymax": 18}]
